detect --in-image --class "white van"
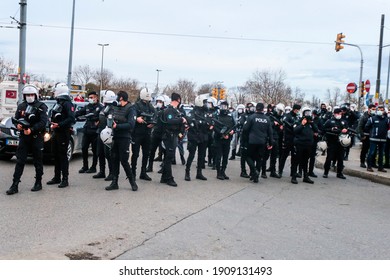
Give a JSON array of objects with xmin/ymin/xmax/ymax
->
[{"xmin": 0, "ymin": 80, "xmax": 18, "ymax": 121}]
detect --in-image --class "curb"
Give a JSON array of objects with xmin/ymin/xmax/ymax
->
[{"xmin": 315, "ymin": 160, "xmax": 390, "ymax": 187}]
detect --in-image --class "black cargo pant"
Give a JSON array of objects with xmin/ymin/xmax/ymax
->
[
  {"xmin": 292, "ymin": 144, "xmax": 312, "ymax": 178},
  {"xmin": 13, "ymin": 134, "xmax": 44, "ymax": 182},
  {"xmin": 161, "ymin": 132, "xmax": 178, "ymax": 181},
  {"xmin": 148, "ymin": 134, "xmax": 163, "ymax": 170},
  {"xmin": 52, "ymin": 129, "xmax": 71, "ymax": 179},
  {"xmin": 215, "ymin": 138, "xmax": 231, "ymax": 171},
  {"xmin": 324, "ymin": 141, "xmax": 344, "ymax": 174},
  {"xmin": 131, "ymin": 133, "xmax": 151, "ymax": 175},
  {"xmin": 111, "ymin": 137, "xmax": 134, "ymax": 180},
  {"xmin": 81, "ymin": 132, "xmax": 98, "ymax": 169},
  {"xmin": 186, "ymin": 140, "xmax": 207, "ymax": 171}
]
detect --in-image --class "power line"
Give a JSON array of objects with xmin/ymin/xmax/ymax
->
[{"xmin": 25, "ymin": 22, "xmax": 377, "ymax": 47}]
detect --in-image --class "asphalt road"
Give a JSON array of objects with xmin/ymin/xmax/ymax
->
[{"xmin": 0, "ymin": 153, "xmax": 389, "ymax": 260}]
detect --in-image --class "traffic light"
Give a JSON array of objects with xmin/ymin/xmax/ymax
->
[
  {"xmin": 335, "ymin": 33, "xmax": 345, "ymax": 52},
  {"xmin": 360, "ymin": 81, "xmax": 365, "ymax": 97},
  {"xmin": 220, "ymin": 88, "xmax": 226, "ymax": 100},
  {"xmin": 211, "ymin": 88, "xmax": 218, "ymax": 99}
]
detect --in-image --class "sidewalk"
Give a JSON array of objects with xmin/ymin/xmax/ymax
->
[{"xmin": 315, "ymin": 144, "xmax": 390, "ymax": 186}]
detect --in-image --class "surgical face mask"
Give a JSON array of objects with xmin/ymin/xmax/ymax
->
[
  {"xmin": 26, "ymin": 96, "xmax": 35, "ymax": 103},
  {"xmin": 156, "ymin": 102, "xmax": 163, "ymax": 109},
  {"xmin": 370, "ymin": 109, "xmax": 376, "ymax": 115},
  {"xmin": 237, "ymin": 109, "xmax": 243, "ymax": 114},
  {"xmin": 377, "ymin": 110, "xmax": 384, "ymax": 116},
  {"xmin": 88, "ymin": 98, "xmax": 96, "ymax": 104},
  {"xmin": 335, "ymin": 114, "xmax": 342, "ymax": 120}
]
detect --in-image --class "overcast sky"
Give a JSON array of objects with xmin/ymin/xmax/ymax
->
[{"xmin": 1, "ymin": 0, "xmax": 389, "ymax": 101}]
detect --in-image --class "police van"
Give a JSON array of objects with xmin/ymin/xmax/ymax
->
[{"xmin": 0, "ymin": 79, "xmax": 18, "ymax": 121}]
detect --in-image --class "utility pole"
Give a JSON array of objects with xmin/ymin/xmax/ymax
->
[
  {"xmin": 18, "ymin": 0, "xmax": 27, "ymax": 104},
  {"xmin": 155, "ymin": 69, "xmax": 162, "ymax": 97},
  {"xmin": 375, "ymin": 14, "xmax": 385, "ymax": 102},
  {"xmin": 67, "ymin": 0, "xmax": 76, "ymax": 90},
  {"xmin": 98, "ymin": 43, "xmax": 109, "ymax": 93}
]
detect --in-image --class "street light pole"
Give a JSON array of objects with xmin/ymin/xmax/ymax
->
[
  {"xmin": 383, "ymin": 44, "xmax": 390, "ymax": 105},
  {"xmin": 67, "ymin": 0, "xmax": 76, "ymax": 90},
  {"xmin": 155, "ymin": 69, "xmax": 162, "ymax": 95},
  {"xmin": 98, "ymin": 43, "xmax": 109, "ymax": 93},
  {"xmin": 341, "ymin": 42, "xmax": 364, "ymax": 111}
]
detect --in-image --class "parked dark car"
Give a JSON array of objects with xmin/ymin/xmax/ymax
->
[{"xmin": 0, "ymin": 100, "xmax": 87, "ymax": 161}]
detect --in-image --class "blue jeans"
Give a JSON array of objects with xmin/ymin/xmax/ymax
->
[{"xmin": 367, "ymin": 141, "xmax": 385, "ymax": 169}]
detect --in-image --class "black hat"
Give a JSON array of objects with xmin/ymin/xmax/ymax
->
[
  {"xmin": 292, "ymin": 104, "xmax": 301, "ymax": 110},
  {"xmin": 334, "ymin": 108, "xmax": 342, "ymax": 114},
  {"xmin": 368, "ymin": 104, "xmax": 376, "ymax": 109},
  {"xmin": 171, "ymin": 92, "xmax": 181, "ymax": 102},
  {"xmin": 256, "ymin": 102, "xmax": 264, "ymax": 111}
]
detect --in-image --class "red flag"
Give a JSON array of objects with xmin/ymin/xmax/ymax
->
[{"xmin": 5, "ymin": 90, "xmax": 17, "ymax": 99}]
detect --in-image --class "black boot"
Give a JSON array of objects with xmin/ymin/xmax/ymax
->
[
  {"xmin": 93, "ymin": 171, "xmax": 106, "ymax": 179},
  {"xmin": 221, "ymin": 168, "xmax": 229, "ymax": 180},
  {"xmin": 105, "ymin": 177, "xmax": 119, "ymax": 190},
  {"xmin": 104, "ymin": 173, "xmax": 114, "ymax": 181},
  {"xmin": 185, "ymin": 169, "xmax": 191, "ymax": 181},
  {"xmin": 217, "ymin": 169, "xmax": 225, "ymax": 180},
  {"xmin": 270, "ymin": 172, "xmax": 281, "ymax": 178},
  {"xmin": 31, "ymin": 179, "xmax": 42, "ymax": 192},
  {"xmin": 240, "ymin": 169, "xmax": 250, "ymax": 178},
  {"xmin": 58, "ymin": 177, "xmax": 69, "ymax": 188},
  {"xmin": 128, "ymin": 176, "xmax": 138, "ymax": 191},
  {"xmin": 47, "ymin": 177, "xmax": 61, "ymax": 185},
  {"xmin": 140, "ymin": 169, "xmax": 152, "ymax": 181},
  {"xmin": 303, "ymin": 176, "xmax": 314, "ymax": 184},
  {"xmin": 291, "ymin": 176, "xmax": 298, "ymax": 184},
  {"xmin": 229, "ymin": 150, "xmax": 236, "ymax": 160},
  {"xmin": 251, "ymin": 170, "xmax": 259, "ymax": 183},
  {"xmin": 196, "ymin": 168, "xmax": 207, "ymax": 180},
  {"xmin": 6, "ymin": 180, "xmax": 19, "ymax": 195}
]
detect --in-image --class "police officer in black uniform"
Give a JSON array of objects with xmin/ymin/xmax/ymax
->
[
  {"xmin": 6, "ymin": 85, "xmax": 48, "ymax": 195},
  {"xmin": 279, "ymin": 104, "xmax": 301, "ymax": 177},
  {"xmin": 160, "ymin": 92, "xmax": 187, "ymax": 187},
  {"xmin": 131, "ymin": 88, "xmax": 156, "ymax": 181},
  {"xmin": 46, "ymin": 83, "xmax": 76, "ymax": 188},
  {"xmin": 242, "ymin": 103, "xmax": 273, "ymax": 183},
  {"xmin": 76, "ymin": 91, "xmax": 103, "ymax": 174},
  {"xmin": 238, "ymin": 102, "xmax": 256, "ymax": 178},
  {"xmin": 214, "ymin": 101, "xmax": 236, "ymax": 180},
  {"xmin": 323, "ymin": 108, "xmax": 348, "ymax": 179},
  {"xmin": 146, "ymin": 95, "xmax": 168, "ymax": 173},
  {"xmin": 94, "ymin": 90, "xmax": 117, "ymax": 180},
  {"xmin": 105, "ymin": 91, "xmax": 138, "ymax": 191},
  {"xmin": 291, "ymin": 107, "xmax": 318, "ymax": 184},
  {"xmin": 184, "ymin": 95, "xmax": 210, "ymax": 181}
]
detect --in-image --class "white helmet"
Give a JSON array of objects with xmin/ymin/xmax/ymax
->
[
  {"xmin": 206, "ymin": 97, "xmax": 217, "ymax": 107},
  {"xmin": 339, "ymin": 133, "xmax": 351, "ymax": 147},
  {"xmin": 140, "ymin": 88, "xmax": 152, "ymax": 101},
  {"xmin": 22, "ymin": 84, "xmax": 39, "ymax": 99},
  {"xmin": 285, "ymin": 105, "xmax": 292, "ymax": 113},
  {"xmin": 155, "ymin": 95, "xmax": 165, "ymax": 103},
  {"xmin": 195, "ymin": 95, "xmax": 207, "ymax": 107},
  {"xmin": 102, "ymin": 90, "xmax": 116, "ymax": 104},
  {"xmin": 301, "ymin": 106, "xmax": 312, "ymax": 118},
  {"xmin": 327, "ymin": 105, "xmax": 333, "ymax": 112},
  {"xmin": 317, "ymin": 141, "xmax": 327, "ymax": 152},
  {"xmin": 275, "ymin": 103, "xmax": 285, "ymax": 115},
  {"xmin": 52, "ymin": 82, "xmax": 69, "ymax": 97},
  {"xmin": 163, "ymin": 94, "xmax": 171, "ymax": 105},
  {"xmin": 100, "ymin": 127, "xmax": 113, "ymax": 145}
]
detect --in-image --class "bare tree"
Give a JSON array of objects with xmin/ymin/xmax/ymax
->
[
  {"xmin": 0, "ymin": 56, "xmax": 16, "ymax": 82},
  {"xmin": 74, "ymin": 64, "xmax": 94, "ymax": 88},
  {"xmin": 163, "ymin": 79, "xmax": 197, "ymax": 104},
  {"xmin": 229, "ymin": 86, "xmax": 249, "ymax": 106},
  {"xmin": 198, "ymin": 83, "xmax": 213, "ymax": 95},
  {"xmin": 111, "ymin": 77, "xmax": 139, "ymax": 103},
  {"xmin": 326, "ymin": 87, "xmax": 342, "ymax": 107},
  {"xmin": 244, "ymin": 69, "xmax": 293, "ymax": 104},
  {"xmin": 292, "ymin": 87, "xmax": 306, "ymax": 105},
  {"xmin": 92, "ymin": 68, "xmax": 114, "ymax": 92}
]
